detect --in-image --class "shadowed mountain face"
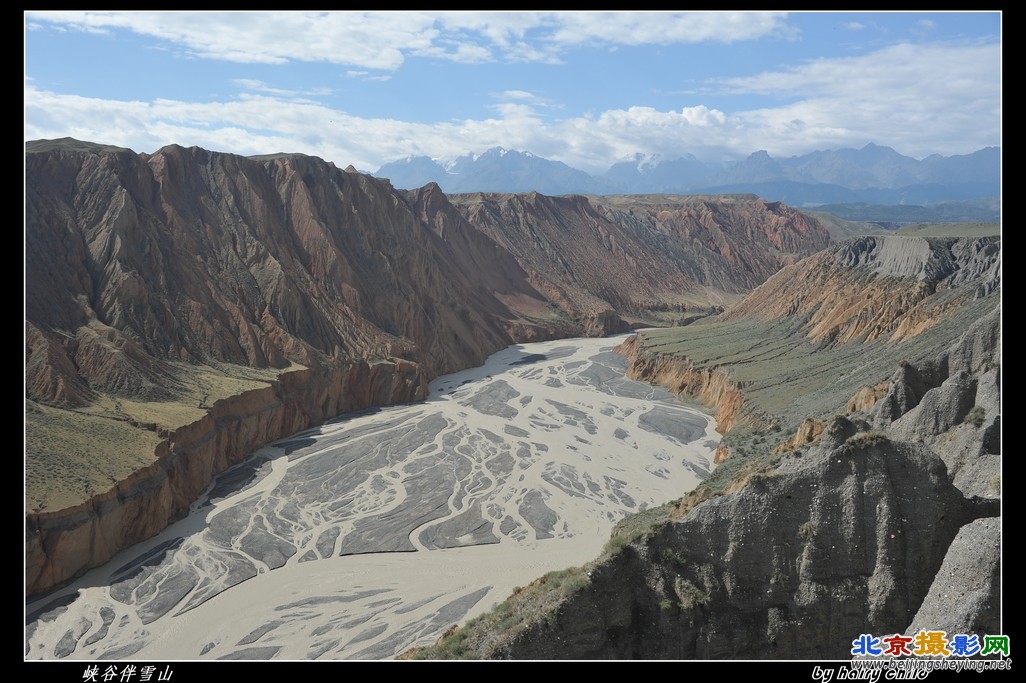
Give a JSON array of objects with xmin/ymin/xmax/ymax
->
[{"xmin": 26, "ymin": 144, "xmax": 564, "ymax": 407}]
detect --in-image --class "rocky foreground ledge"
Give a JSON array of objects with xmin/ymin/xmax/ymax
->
[{"xmin": 471, "ymin": 425, "xmax": 996, "ymax": 659}]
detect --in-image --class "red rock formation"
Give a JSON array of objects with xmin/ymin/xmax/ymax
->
[
  {"xmin": 722, "ymin": 235, "xmax": 1001, "ymax": 346},
  {"xmin": 448, "ymin": 192, "xmax": 830, "ymax": 323},
  {"xmin": 613, "ymin": 335, "xmax": 752, "ymax": 435},
  {"xmin": 713, "ymin": 444, "xmax": 731, "ymax": 465},
  {"xmin": 26, "ymin": 143, "xmax": 556, "ymax": 395},
  {"xmin": 26, "ymin": 142, "xmax": 562, "ymax": 595},
  {"xmin": 772, "ymin": 418, "xmax": 826, "ymax": 454},
  {"xmin": 610, "ymin": 234, "xmax": 1000, "ymax": 468},
  {"xmin": 847, "ymin": 381, "xmax": 891, "ymax": 414}
]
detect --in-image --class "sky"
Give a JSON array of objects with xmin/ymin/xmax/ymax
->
[{"xmin": 24, "ymin": 11, "xmax": 1001, "ymax": 173}]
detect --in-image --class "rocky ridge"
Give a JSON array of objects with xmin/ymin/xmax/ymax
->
[
  {"xmin": 482, "ymin": 425, "xmax": 996, "ymax": 659},
  {"xmin": 449, "ymin": 192, "xmax": 829, "ymax": 324},
  {"xmin": 26, "ymin": 141, "xmax": 561, "ymax": 595},
  {"xmin": 723, "ymin": 235, "xmax": 1000, "ymax": 345},
  {"xmin": 25, "ymin": 359, "xmax": 424, "ymax": 597},
  {"xmin": 612, "ymin": 334, "xmax": 748, "ymax": 435}
]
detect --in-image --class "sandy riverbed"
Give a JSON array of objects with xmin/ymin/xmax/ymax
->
[{"xmin": 26, "ymin": 334, "xmax": 718, "ymax": 660}]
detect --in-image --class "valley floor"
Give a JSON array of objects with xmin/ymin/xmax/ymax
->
[{"xmin": 26, "ymin": 334, "xmax": 718, "ymax": 660}]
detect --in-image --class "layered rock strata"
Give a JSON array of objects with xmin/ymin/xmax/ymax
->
[
  {"xmin": 613, "ymin": 335, "xmax": 749, "ymax": 435},
  {"xmin": 448, "ymin": 192, "xmax": 830, "ymax": 322}
]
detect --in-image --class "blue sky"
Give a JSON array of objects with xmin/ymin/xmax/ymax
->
[{"xmin": 24, "ymin": 11, "xmax": 1001, "ymax": 173}]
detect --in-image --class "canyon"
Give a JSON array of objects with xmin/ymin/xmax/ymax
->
[
  {"xmin": 25, "ymin": 138, "xmax": 1000, "ymax": 661},
  {"xmin": 25, "ymin": 138, "xmax": 826, "ymax": 599}
]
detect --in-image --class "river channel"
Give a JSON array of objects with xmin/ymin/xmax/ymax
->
[{"xmin": 26, "ymin": 333, "xmax": 718, "ymax": 660}]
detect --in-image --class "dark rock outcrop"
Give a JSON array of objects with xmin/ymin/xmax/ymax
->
[
  {"xmin": 491, "ymin": 433, "xmax": 986, "ymax": 659},
  {"xmin": 905, "ymin": 517, "xmax": 1001, "ymax": 637},
  {"xmin": 456, "ymin": 326, "xmax": 1001, "ymax": 659}
]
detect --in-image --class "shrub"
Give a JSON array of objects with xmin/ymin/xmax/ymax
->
[
  {"xmin": 798, "ymin": 521, "xmax": 815, "ymax": 542},
  {"xmin": 603, "ymin": 533, "xmax": 631, "ymax": 558},
  {"xmin": 662, "ymin": 547, "xmax": 688, "ymax": 568},
  {"xmin": 674, "ymin": 577, "xmax": 708, "ymax": 611},
  {"xmin": 965, "ymin": 406, "xmax": 986, "ymax": 428}
]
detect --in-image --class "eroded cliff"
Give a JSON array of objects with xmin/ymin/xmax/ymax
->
[
  {"xmin": 484, "ymin": 428, "xmax": 995, "ymax": 659},
  {"xmin": 25, "ymin": 141, "xmax": 561, "ymax": 596},
  {"xmin": 723, "ymin": 235, "xmax": 1000, "ymax": 345},
  {"xmin": 448, "ymin": 192, "xmax": 830, "ymax": 324},
  {"xmin": 613, "ymin": 335, "xmax": 750, "ymax": 435},
  {"xmin": 26, "ymin": 358, "xmax": 425, "ymax": 597}
]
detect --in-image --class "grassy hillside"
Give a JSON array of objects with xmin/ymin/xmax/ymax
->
[
  {"xmin": 893, "ymin": 222, "xmax": 1000, "ymax": 238},
  {"xmin": 25, "ymin": 362, "xmax": 293, "ymax": 513}
]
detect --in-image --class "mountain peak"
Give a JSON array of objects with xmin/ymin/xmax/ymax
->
[
  {"xmin": 25, "ymin": 138, "xmax": 133, "ymax": 155},
  {"xmin": 369, "ymin": 143, "xmax": 998, "ymax": 200}
]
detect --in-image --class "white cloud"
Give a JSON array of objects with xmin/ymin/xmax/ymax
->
[
  {"xmin": 546, "ymin": 11, "xmax": 790, "ymax": 47},
  {"xmin": 845, "ymin": 22, "xmax": 865, "ymax": 31},
  {"xmin": 412, "ymin": 41, "xmax": 494, "ymax": 64},
  {"xmin": 487, "ymin": 102, "xmax": 542, "ymax": 119},
  {"xmin": 345, "ymin": 70, "xmax": 392, "ymax": 82},
  {"xmin": 433, "ymin": 11, "xmax": 546, "ymax": 48},
  {"xmin": 717, "ymin": 40, "xmax": 997, "ymax": 99},
  {"xmin": 26, "ymin": 11, "xmax": 439, "ymax": 69},
  {"xmin": 712, "ymin": 42, "xmax": 1000, "ymax": 159},
  {"xmin": 912, "ymin": 19, "xmax": 937, "ymax": 39},
  {"xmin": 26, "ymin": 11, "xmax": 792, "ymax": 70},
  {"xmin": 233, "ymin": 79, "xmax": 332, "ymax": 98},
  {"xmin": 24, "ymin": 34, "xmax": 1000, "ymax": 174},
  {"xmin": 499, "ymin": 90, "xmax": 536, "ymax": 100},
  {"xmin": 24, "ymin": 85, "xmax": 745, "ymax": 171},
  {"xmin": 490, "ymin": 90, "xmax": 560, "ymax": 111}
]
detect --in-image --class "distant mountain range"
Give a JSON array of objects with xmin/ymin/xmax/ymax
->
[
  {"xmin": 376, "ymin": 147, "xmax": 621, "ymax": 196},
  {"xmin": 375, "ymin": 144, "xmax": 1000, "ymax": 209}
]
